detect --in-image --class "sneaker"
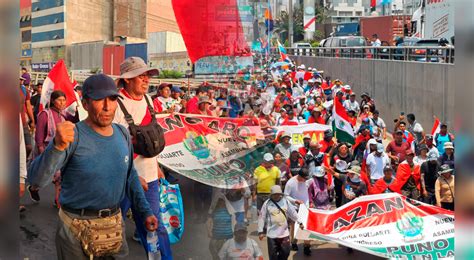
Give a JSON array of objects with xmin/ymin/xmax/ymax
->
[
  {"xmin": 291, "ymin": 243, "xmax": 298, "ymax": 251},
  {"xmin": 304, "ymin": 245, "xmax": 312, "ymax": 256},
  {"xmin": 27, "ymin": 185, "xmax": 40, "ymax": 202}
]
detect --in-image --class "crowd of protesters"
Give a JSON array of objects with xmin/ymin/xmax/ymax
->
[{"xmin": 19, "ymin": 55, "xmax": 455, "ymax": 259}]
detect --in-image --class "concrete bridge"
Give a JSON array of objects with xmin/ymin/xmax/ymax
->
[{"xmin": 291, "ymin": 55, "xmax": 454, "ymax": 131}]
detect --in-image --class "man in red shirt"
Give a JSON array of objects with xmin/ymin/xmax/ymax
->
[
  {"xmin": 281, "ymin": 110, "xmax": 299, "ymax": 126},
  {"xmin": 386, "ymin": 130, "xmax": 411, "ymax": 170},
  {"xmin": 298, "ymin": 134, "xmax": 312, "ymax": 157},
  {"xmin": 197, "ymin": 96, "xmax": 215, "ymax": 116},
  {"xmin": 307, "ymin": 107, "xmax": 325, "ymax": 124},
  {"xmin": 186, "ymin": 86, "xmax": 208, "ymax": 114},
  {"xmin": 319, "ymin": 130, "xmax": 335, "ymax": 154}
]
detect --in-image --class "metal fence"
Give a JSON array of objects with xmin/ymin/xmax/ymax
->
[{"xmin": 286, "ymin": 46, "xmax": 455, "ymax": 64}]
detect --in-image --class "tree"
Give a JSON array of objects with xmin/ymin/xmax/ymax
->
[{"xmin": 274, "ymin": 7, "xmax": 304, "ymax": 44}]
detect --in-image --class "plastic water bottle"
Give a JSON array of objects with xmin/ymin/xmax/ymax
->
[{"xmin": 147, "ymin": 231, "xmax": 159, "ymax": 253}]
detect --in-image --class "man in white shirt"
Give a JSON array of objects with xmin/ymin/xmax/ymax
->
[
  {"xmin": 369, "ymin": 110, "xmax": 387, "ymax": 141},
  {"xmin": 219, "ymin": 223, "xmax": 263, "ymax": 260},
  {"xmin": 371, "ymin": 34, "xmax": 381, "ymax": 47},
  {"xmin": 343, "ymin": 93, "xmax": 360, "ymax": 115},
  {"xmin": 258, "ymin": 185, "xmax": 298, "ymax": 260},
  {"xmin": 284, "ymin": 169, "xmax": 312, "ymax": 255},
  {"xmin": 366, "ymin": 143, "xmax": 391, "ymax": 184},
  {"xmin": 113, "ymin": 57, "xmax": 173, "ymax": 259}
]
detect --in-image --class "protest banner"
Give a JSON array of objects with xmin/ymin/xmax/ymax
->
[
  {"xmin": 156, "ymin": 114, "xmax": 267, "ymax": 188},
  {"xmin": 295, "ymin": 193, "xmax": 454, "ymax": 259},
  {"xmin": 275, "ymin": 123, "xmax": 331, "ymax": 147}
]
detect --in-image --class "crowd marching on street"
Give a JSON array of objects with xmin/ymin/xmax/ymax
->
[{"xmin": 19, "ymin": 55, "xmax": 455, "ymax": 259}]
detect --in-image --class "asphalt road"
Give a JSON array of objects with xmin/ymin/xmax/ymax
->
[{"xmin": 20, "ymin": 172, "xmax": 384, "ymax": 260}]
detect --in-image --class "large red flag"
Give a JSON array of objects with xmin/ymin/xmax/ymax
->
[
  {"xmin": 39, "ymin": 60, "xmax": 77, "ymax": 111},
  {"xmin": 172, "ymin": 0, "xmax": 250, "ymax": 63}
]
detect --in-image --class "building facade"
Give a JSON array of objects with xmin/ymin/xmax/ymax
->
[
  {"xmin": 28, "ymin": 0, "xmax": 181, "ymax": 71},
  {"xmin": 20, "ymin": 0, "xmax": 32, "ymax": 68},
  {"xmin": 328, "ymin": 0, "xmax": 365, "ymax": 24}
]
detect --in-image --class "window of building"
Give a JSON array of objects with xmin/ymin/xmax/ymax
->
[
  {"xmin": 21, "ymin": 30, "xmax": 31, "ymax": 42},
  {"xmin": 340, "ymin": 11, "xmax": 352, "ymax": 17},
  {"xmin": 356, "ymin": 11, "xmax": 362, "ymax": 16}
]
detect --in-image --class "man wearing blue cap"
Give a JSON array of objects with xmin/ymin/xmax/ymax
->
[{"xmin": 28, "ymin": 74, "xmax": 158, "ymax": 259}]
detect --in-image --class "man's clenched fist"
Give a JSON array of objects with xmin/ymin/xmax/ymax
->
[{"xmin": 54, "ymin": 121, "xmax": 75, "ymax": 151}]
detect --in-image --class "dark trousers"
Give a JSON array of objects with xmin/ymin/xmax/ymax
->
[
  {"xmin": 257, "ymin": 193, "xmax": 270, "ymax": 212},
  {"xmin": 441, "ymin": 202, "xmax": 454, "ymax": 211},
  {"xmin": 422, "ymin": 191, "xmax": 437, "ymax": 205},
  {"xmin": 267, "ymin": 236, "xmax": 291, "ymax": 260},
  {"xmin": 193, "ymin": 181, "xmax": 212, "ymax": 217},
  {"xmin": 334, "ymin": 178, "xmax": 343, "ymax": 208}
]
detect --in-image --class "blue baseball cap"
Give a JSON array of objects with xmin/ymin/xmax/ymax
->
[
  {"xmin": 171, "ymin": 86, "xmax": 182, "ymax": 93},
  {"xmin": 82, "ymin": 74, "xmax": 121, "ymax": 100}
]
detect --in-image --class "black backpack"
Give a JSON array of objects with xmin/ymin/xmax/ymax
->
[{"xmin": 117, "ymin": 95, "xmax": 165, "ymax": 158}]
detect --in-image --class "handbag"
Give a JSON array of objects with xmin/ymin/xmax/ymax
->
[
  {"xmin": 159, "ymin": 178, "xmax": 184, "ymax": 244},
  {"xmin": 117, "ymin": 96, "xmax": 165, "ymax": 158}
]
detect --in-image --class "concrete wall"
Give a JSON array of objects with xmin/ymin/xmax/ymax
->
[
  {"xmin": 149, "ymin": 51, "xmax": 190, "ymax": 73},
  {"xmin": 148, "ymin": 31, "xmax": 186, "ymax": 55},
  {"xmin": 70, "ymin": 41, "xmax": 104, "ymax": 71},
  {"xmin": 146, "ymin": 0, "xmax": 180, "ymax": 33},
  {"xmin": 291, "ymin": 56, "xmax": 455, "ymax": 131},
  {"xmin": 66, "ymin": 0, "xmax": 114, "ymax": 45},
  {"xmin": 114, "ymin": 0, "xmax": 147, "ymax": 39}
]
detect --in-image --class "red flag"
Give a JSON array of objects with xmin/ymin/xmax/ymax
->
[
  {"xmin": 172, "ymin": 0, "xmax": 250, "ymax": 63},
  {"xmin": 39, "ymin": 60, "xmax": 77, "ymax": 111},
  {"xmin": 431, "ymin": 116, "xmax": 441, "ymax": 136}
]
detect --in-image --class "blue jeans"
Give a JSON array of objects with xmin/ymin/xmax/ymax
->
[{"xmin": 121, "ymin": 180, "xmax": 173, "ymax": 260}]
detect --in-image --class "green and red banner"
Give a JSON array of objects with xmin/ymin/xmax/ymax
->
[
  {"xmin": 295, "ymin": 193, "xmax": 454, "ymax": 259},
  {"xmin": 156, "ymin": 114, "xmax": 266, "ymax": 188}
]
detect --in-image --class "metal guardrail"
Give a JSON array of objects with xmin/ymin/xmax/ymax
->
[
  {"xmin": 29, "ymin": 72, "xmax": 205, "ymax": 87},
  {"xmin": 286, "ymin": 46, "xmax": 455, "ymax": 64}
]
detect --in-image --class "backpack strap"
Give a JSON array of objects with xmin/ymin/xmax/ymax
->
[
  {"xmin": 115, "ymin": 123, "xmax": 133, "ymax": 179},
  {"xmin": 143, "ymin": 95, "xmax": 157, "ymax": 123},
  {"xmin": 117, "ymin": 98, "xmax": 135, "ymax": 126},
  {"xmin": 270, "ymin": 198, "xmax": 287, "ymax": 220}
]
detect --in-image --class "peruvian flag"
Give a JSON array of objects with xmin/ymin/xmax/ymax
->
[
  {"xmin": 332, "ymin": 98, "xmax": 355, "ymax": 144},
  {"xmin": 39, "ymin": 60, "xmax": 77, "ymax": 113},
  {"xmin": 431, "ymin": 116, "xmax": 441, "ymax": 136},
  {"xmin": 172, "ymin": 0, "xmax": 250, "ymax": 63}
]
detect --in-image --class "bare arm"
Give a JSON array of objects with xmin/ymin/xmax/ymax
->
[{"xmin": 435, "ymin": 179, "xmax": 441, "ymax": 206}]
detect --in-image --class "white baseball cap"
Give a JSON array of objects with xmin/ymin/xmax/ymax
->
[
  {"xmin": 263, "ymin": 153, "xmax": 274, "ymax": 162},
  {"xmin": 368, "ymin": 139, "xmax": 378, "ymax": 146},
  {"xmin": 376, "ymin": 143, "xmax": 385, "ymax": 153}
]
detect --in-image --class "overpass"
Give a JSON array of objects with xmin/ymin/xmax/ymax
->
[{"xmin": 289, "ymin": 48, "xmax": 454, "ymax": 132}]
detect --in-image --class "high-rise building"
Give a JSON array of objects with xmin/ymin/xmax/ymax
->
[
  {"xmin": 29, "ymin": 0, "xmax": 180, "ymax": 71},
  {"xmin": 327, "ymin": 0, "xmax": 365, "ymax": 24},
  {"xmin": 20, "ymin": 0, "xmax": 32, "ymax": 68}
]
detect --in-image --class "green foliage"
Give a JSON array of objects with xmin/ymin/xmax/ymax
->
[
  {"xmin": 310, "ymin": 41, "xmax": 320, "ymax": 47},
  {"xmin": 89, "ymin": 67, "xmax": 100, "ymax": 74},
  {"xmin": 157, "ymin": 70, "xmax": 184, "ymax": 79},
  {"xmin": 274, "ymin": 7, "xmax": 305, "ymax": 44}
]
